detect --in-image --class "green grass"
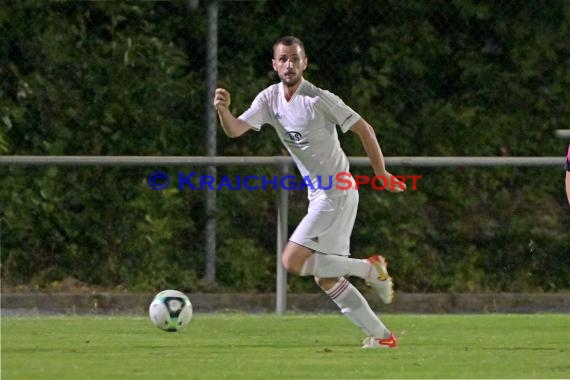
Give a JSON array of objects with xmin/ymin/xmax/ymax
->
[{"xmin": 1, "ymin": 313, "xmax": 569, "ymax": 379}]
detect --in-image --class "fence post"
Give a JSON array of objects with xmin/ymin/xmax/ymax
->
[
  {"xmin": 276, "ymin": 162, "xmax": 289, "ymax": 314},
  {"xmin": 204, "ymin": 0, "xmax": 218, "ymax": 284}
]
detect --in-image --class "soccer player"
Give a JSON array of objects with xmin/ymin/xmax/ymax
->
[
  {"xmin": 214, "ymin": 36, "xmax": 405, "ymax": 349},
  {"xmin": 565, "ymin": 144, "xmax": 570, "ymax": 205}
]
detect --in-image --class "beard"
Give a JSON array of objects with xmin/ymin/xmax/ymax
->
[{"xmin": 280, "ymin": 72, "xmax": 301, "ymax": 88}]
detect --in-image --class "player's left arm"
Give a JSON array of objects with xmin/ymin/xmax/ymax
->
[{"xmin": 350, "ymin": 118, "xmax": 406, "ymax": 192}]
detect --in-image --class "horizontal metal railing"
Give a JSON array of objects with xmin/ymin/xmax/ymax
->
[{"xmin": 0, "ymin": 155, "xmax": 564, "ymax": 167}]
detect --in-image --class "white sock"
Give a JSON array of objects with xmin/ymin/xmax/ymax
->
[
  {"xmin": 300, "ymin": 253, "xmax": 372, "ymax": 279},
  {"xmin": 325, "ymin": 277, "xmax": 390, "ymax": 338}
]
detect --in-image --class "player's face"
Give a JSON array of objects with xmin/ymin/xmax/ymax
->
[{"xmin": 272, "ymin": 43, "xmax": 307, "ymax": 88}]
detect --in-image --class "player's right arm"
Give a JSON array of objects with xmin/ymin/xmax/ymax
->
[{"xmin": 213, "ymin": 88, "xmax": 252, "ymax": 138}]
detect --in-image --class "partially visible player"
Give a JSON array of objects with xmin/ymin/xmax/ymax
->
[
  {"xmin": 214, "ymin": 36, "xmax": 405, "ymax": 349},
  {"xmin": 566, "ymin": 144, "xmax": 570, "ymax": 204}
]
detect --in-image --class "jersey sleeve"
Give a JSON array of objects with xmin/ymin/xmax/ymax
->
[
  {"xmin": 317, "ymin": 89, "xmax": 361, "ymax": 133},
  {"xmin": 238, "ymin": 90, "xmax": 271, "ymax": 131}
]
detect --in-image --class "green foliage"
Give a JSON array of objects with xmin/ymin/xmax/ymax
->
[
  {"xmin": 216, "ymin": 237, "xmax": 273, "ymax": 291},
  {"xmin": 1, "ymin": 0, "xmax": 569, "ymax": 292},
  {"xmin": 1, "ymin": 166, "xmax": 202, "ymax": 291}
]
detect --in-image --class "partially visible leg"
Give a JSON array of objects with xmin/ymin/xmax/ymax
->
[
  {"xmin": 281, "ymin": 241, "xmax": 313, "ymax": 274},
  {"xmin": 282, "ymin": 241, "xmax": 394, "ymax": 304},
  {"xmin": 282, "ymin": 241, "xmax": 371, "ymax": 278},
  {"xmin": 284, "ymin": 193, "xmax": 372, "ymax": 280},
  {"xmin": 282, "ymin": 222, "xmax": 396, "ymax": 347},
  {"xmin": 316, "ymin": 276, "xmax": 391, "ymax": 340}
]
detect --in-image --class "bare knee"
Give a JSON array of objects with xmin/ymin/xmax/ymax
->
[{"xmin": 281, "ymin": 242, "xmax": 312, "ymax": 274}]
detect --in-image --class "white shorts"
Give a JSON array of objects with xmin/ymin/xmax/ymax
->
[{"xmin": 289, "ymin": 190, "xmax": 359, "ymax": 256}]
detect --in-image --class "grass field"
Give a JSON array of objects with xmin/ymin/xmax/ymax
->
[{"xmin": 1, "ymin": 313, "xmax": 569, "ymax": 379}]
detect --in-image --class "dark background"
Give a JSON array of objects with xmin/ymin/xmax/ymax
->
[{"xmin": 1, "ymin": 0, "xmax": 569, "ymax": 293}]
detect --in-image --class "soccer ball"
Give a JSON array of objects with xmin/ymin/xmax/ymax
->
[{"xmin": 149, "ymin": 290, "xmax": 193, "ymax": 332}]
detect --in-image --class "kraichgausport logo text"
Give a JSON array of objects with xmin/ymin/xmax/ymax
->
[{"xmin": 147, "ymin": 172, "xmax": 421, "ymax": 191}]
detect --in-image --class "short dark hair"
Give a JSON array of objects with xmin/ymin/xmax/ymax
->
[{"xmin": 273, "ymin": 36, "xmax": 306, "ymax": 56}]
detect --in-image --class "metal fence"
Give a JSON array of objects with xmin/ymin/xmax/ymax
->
[
  {"xmin": 3, "ymin": 1, "xmax": 569, "ymax": 311},
  {"xmin": 1, "ymin": 155, "xmax": 564, "ymax": 313}
]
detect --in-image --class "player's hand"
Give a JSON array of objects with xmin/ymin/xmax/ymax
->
[
  {"xmin": 214, "ymin": 88, "xmax": 231, "ymax": 110},
  {"xmin": 385, "ymin": 172, "xmax": 406, "ymax": 192}
]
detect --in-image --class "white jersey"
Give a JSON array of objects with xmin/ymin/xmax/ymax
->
[{"xmin": 239, "ymin": 79, "xmax": 360, "ymax": 201}]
